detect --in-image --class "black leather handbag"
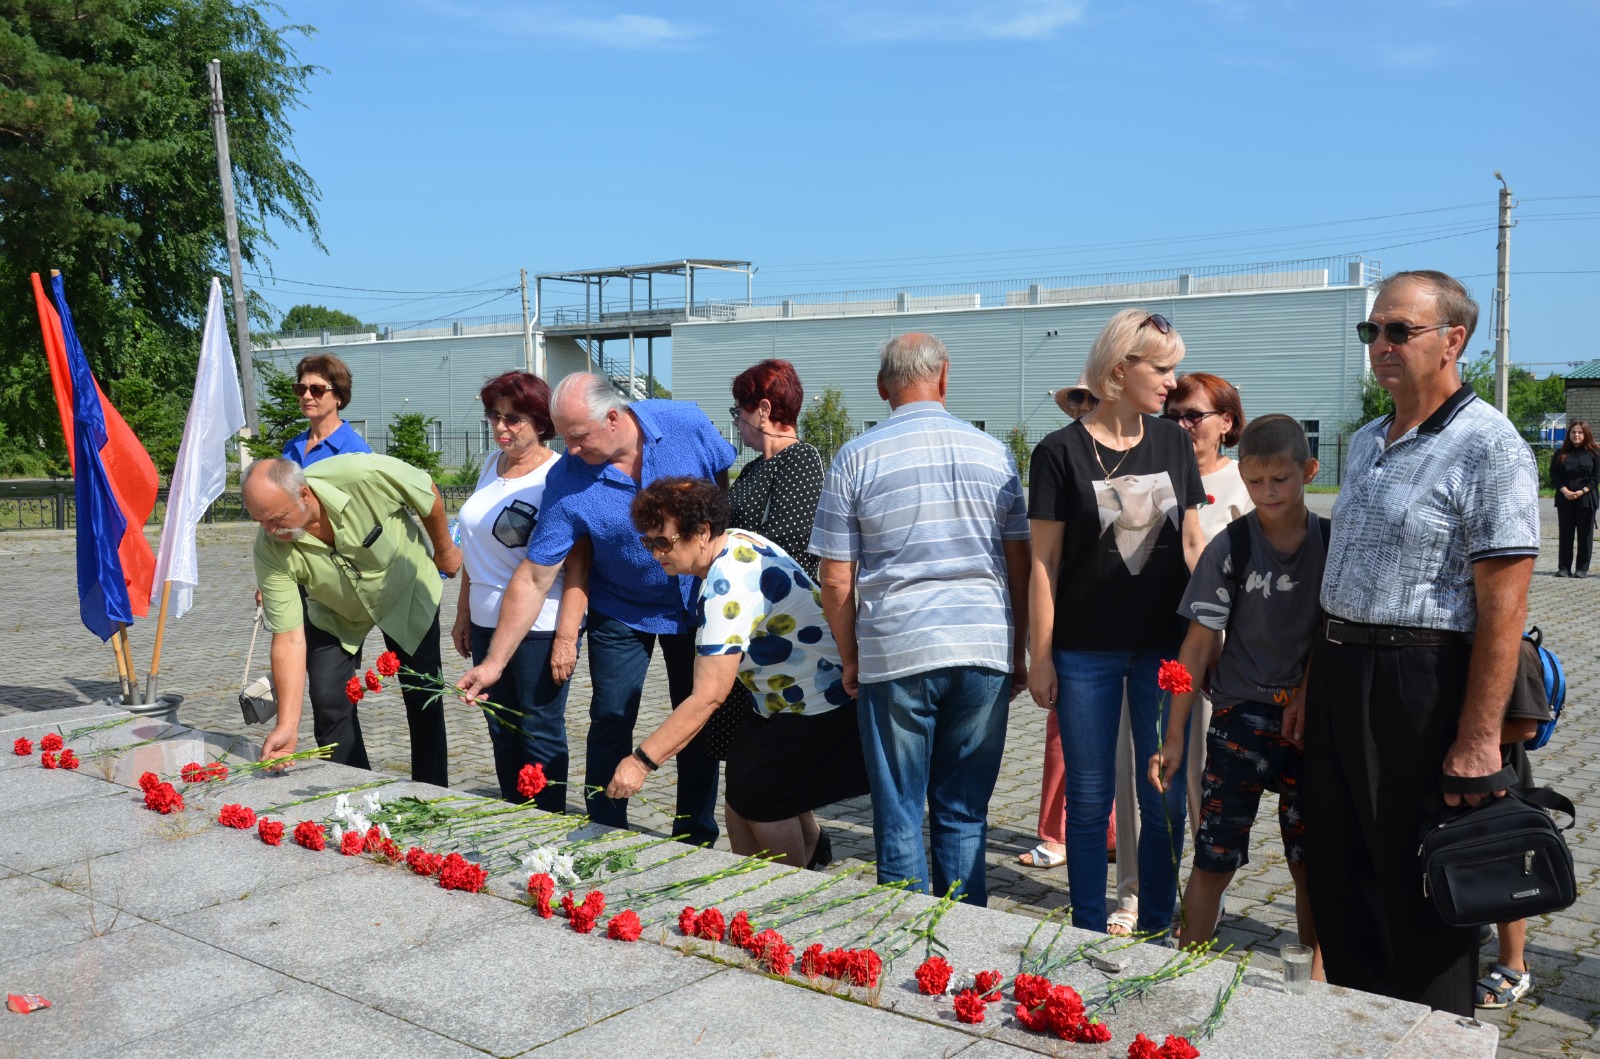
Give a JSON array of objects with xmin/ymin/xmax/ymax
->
[{"xmin": 1418, "ymin": 766, "xmax": 1576, "ymax": 927}]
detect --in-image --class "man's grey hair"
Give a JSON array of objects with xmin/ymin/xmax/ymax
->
[
  {"xmin": 878, "ymin": 332, "xmax": 949, "ymax": 394},
  {"xmin": 551, "ymin": 372, "xmax": 630, "ymax": 423},
  {"xmin": 241, "ymin": 458, "xmax": 307, "ymax": 516}
]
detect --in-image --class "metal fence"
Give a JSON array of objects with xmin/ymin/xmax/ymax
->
[{"xmin": 0, "ymin": 484, "xmax": 482, "ymax": 533}]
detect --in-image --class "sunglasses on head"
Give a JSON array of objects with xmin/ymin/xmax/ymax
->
[
  {"xmin": 485, "ymin": 410, "xmax": 529, "ymax": 427},
  {"xmin": 1138, "ymin": 313, "xmax": 1173, "ymax": 335},
  {"xmin": 292, "ymin": 382, "xmax": 333, "ymax": 398},
  {"xmin": 638, "ymin": 532, "xmax": 681, "ymax": 554},
  {"xmin": 1355, "ymin": 320, "xmax": 1452, "ymax": 345},
  {"xmin": 1161, "ymin": 410, "xmax": 1222, "ymax": 427}
]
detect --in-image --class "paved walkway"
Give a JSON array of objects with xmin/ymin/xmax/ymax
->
[{"xmin": 0, "ymin": 497, "xmax": 1594, "ymax": 1055}]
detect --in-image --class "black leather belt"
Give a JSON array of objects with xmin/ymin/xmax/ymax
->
[{"xmin": 1323, "ymin": 618, "xmax": 1473, "ymax": 647}]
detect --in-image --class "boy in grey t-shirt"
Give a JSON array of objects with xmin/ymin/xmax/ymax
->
[{"xmin": 1149, "ymin": 416, "xmax": 1325, "ymax": 972}]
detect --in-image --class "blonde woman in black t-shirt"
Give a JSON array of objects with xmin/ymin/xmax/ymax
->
[{"xmin": 1027, "ymin": 308, "xmax": 1206, "ymax": 938}]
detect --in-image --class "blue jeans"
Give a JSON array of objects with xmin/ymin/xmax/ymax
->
[
  {"xmin": 583, "ymin": 610, "xmax": 719, "ymax": 847},
  {"xmin": 470, "ymin": 625, "xmax": 574, "ymax": 814},
  {"xmin": 858, "ymin": 666, "xmax": 1010, "ymax": 906},
  {"xmin": 1054, "ymin": 648, "xmax": 1187, "ymax": 935}
]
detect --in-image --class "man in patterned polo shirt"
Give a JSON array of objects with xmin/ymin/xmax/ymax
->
[
  {"xmin": 1304, "ymin": 270, "xmax": 1540, "ymax": 1015},
  {"xmin": 458, "ymin": 373, "xmax": 735, "ymax": 845},
  {"xmin": 812, "ymin": 332, "xmax": 1031, "ymax": 906}
]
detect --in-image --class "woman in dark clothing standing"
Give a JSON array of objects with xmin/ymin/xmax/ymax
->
[
  {"xmin": 1552, "ymin": 420, "xmax": 1598, "ymax": 577},
  {"xmin": 727, "ymin": 359, "xmax": 826, "ymax": 578}
]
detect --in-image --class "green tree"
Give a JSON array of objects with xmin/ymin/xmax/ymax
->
[
  {"xmin": 279, "ymin": 304, "xmax": 371, "ymax": 335},
  {"xmin": 1006, "ymin": 425, "xmax": 1031, "ymax": 483},
  {"xmin": 800, "ymin": 387, "xmax": 852, "ymax": 466},
  {"xmin": 244, "ymin": 361, "xmax": 308, "ymax": 458},
  {"xmin": 0, "ymin": 0, "xmax": 321, "ymax": 472},
  {"xmin": 387, "ymin": 412, "xmax": 442, "ymax": 478}
]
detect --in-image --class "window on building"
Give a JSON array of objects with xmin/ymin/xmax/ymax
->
[
  {"xmin": 970, "ymin": 420, "xmax": 986, "ymax": 433},
  {"xmin": 1301, "ymin": 419, "xmax": 1320, "ymax": 461},
  {"xmin": 863, "ymin": 420, "xmax": 879, "ymax": 431}
]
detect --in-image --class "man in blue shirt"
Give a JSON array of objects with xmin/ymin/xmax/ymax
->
[{"xmin": 459, "ymin": 373, "xmax": 735, "ymax": 844}]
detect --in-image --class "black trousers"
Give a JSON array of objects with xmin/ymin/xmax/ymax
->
[
  {"xmin": 1556, "ymin": 503, "xmax": 1595, "ymax": 574},
  {"xmin": 304, "ymin": 606, "xmax": 449, "ymax": 787},
  {"xmin": 1304, "ymin": 637, "xmax": 1479, "ymax": 1016}
]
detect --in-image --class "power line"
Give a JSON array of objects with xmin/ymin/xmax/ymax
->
[{"xmin": 245, "ymin": 272, "xmax": 516, "ymax": 295}]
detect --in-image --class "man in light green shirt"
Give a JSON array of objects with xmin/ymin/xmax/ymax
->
[{"xmin": 244, "ymin": 454, "xmax": 462, "ymax": 785}]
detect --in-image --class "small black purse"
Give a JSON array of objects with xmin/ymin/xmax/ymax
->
[{"xmin": 1418, "ymin": 766, "xmax": 1576, "ymax": 927}]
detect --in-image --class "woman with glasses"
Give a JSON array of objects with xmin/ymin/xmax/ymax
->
[
  {"xmin": 727, "ymin": 359, "xmax": 826, "ymax": 578},
  {"xmin": 282, "ymin": 354, "xmax": 373, "ymax": 466},
  {"xmin": 604, "ymin": 476, "xmax": 868, "ymax": 868},
  {"xmin": 451, "ymin": 371, "xmax": 589, "ymax": 810},
  {"xmin": 1164, "ymin": 374, "xmax": 1250, "ymax": 539},
  {"xmin": 1027, "ymin": 308, "xmax": 1206, "ymax": 938}
]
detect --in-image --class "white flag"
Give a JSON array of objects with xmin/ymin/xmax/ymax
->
[{"xmin": 151, "ymin": 278, "xmax": 246, "ymax": 618}]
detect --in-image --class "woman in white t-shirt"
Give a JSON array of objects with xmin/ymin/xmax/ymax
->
[{"xmin": 451, "ymin": 371, "xmax": 589, "ymax": 811}]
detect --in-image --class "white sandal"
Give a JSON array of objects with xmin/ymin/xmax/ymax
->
[
  {"xmin": 1017, "ymin": 843, "xmax": 1066, "ymax": 869},
  {"xmin": 1106, "ymin": 909, "xmax": 1139, "ymax": 936}
]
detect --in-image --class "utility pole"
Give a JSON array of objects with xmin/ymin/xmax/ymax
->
[
  {"xmin": 208, "ymin": 59, "xmax": 258, "ymax": 439},
  {"xmin": 519, "ymin": 269, "xmax": 533, "ymax": 373},
  {"xmin": 1493, "ymin": 171, "xmax": 1514, "ymax": 415}
]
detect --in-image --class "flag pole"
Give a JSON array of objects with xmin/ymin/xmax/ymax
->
[
  {"xmin": 115, "ymin": 624, "xmax": 139, "ymax": 705},
  {"xmin": 146, "ymin": 580, "xmax": 173, "ymax": 704},
  {"xmin": 109, "ymin": 623, "xmax": 134, "ymax": 704}
]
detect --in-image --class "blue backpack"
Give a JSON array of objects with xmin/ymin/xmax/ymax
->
[{"xmin": 1522, "ymin": 626, "xmax": 1567, "ymax": 752}]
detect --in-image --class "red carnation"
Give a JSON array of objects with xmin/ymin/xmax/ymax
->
[
  {"xmin": 364, "ymin": 669, "xmax": 383, "ymax": 693},
  {"xmin": 952, "ymin": 988, "xmax": 987, "ymax": 1024},
  {"xmin": 516, "ymin": 763, "xmax": 548, "ymax": 800},
  {"xmin": 439, "ymin": 852, "xmax": 487, "ymax": 893},
  {"xmin": 143, "ymin": 781, "xmax": 184, "ymax": 814},
  {"xmin": 974, "ymin": 969, "xmax": 1003, "ymax": 1002},
  {"xmin": 1044, "ymin": 983, "xmax": 1087, "ymax": 1040},
  {"xmin": 204, "ymin": 761, "xmax": 229, "ymax": 781},
  {"xmin": 180, "ymin": 762, "xmax": 206, "ymax": 783},
  {"xmin": 1012, "ymin": 973, "xmax": 1051, "ymax": 1011},
  {"xmin": 40, "ymin": 732, "xmax": 63, "ymax": 753},
  {"xmin": 746, "ymin": 929, "xmax": 793, "ymax": 975},
  {"xmin": 218, "ymin": 804, "xmax": 257, "ymax": 829},
  {"xmin": 407, "ymin": 847, "xmax": 443, "ymax": 877},
  {"xmin": 1205, "ymin": 493, "xmax": 1216, "ymax": 505},
  {"xmin": 678, "ymin": 906, "xmax": 698, "ymax": 936},
  {"xmin": 1128, "ymin": 1034, "xmax": 1162, "ymax": 1059},
  {"xmin": 258, "ymin": 818, "xmax": 285, "ymax": 846},
  {"xmin": 40, "ymin": 750, "xmax": 57, "ymax": 769},
  {"xmin": 845, "ymin": 948, "xmax": 883, "ymax": 987},
  {"xmin": 800, "ymin": 943, "xmax": 824, "ymax": 977},
  {"xmin": 692, "ymin": 907, "xmax": 726, "ymax": 942},
  {"xmin": 375, "ymin": 650, "xmax": 401, "ymax": 677},
  {"xmin": 58, "ymin": 748, "xmax": 80, "ymax": 769},
  {"xmin": 378, "ymin": 838, "xmax": 402, "ymax": 861},
  {"xmin": 527, "ymin": 872, "xmax": 556, "ymax": 917},
  {"xmin": 1074, "ymin": 1020, "xmax": 1112, "ymax": 1044},
  {"xmin": 729, "ymin": 910, "xmax": 754, "ymax": 950},
  {"xmin": 345, "ymin": 676, "xmax": 364, "ymax": 704},
  {"xmin": 340, "ymin": 830, "xmax": 365, "ymax": 856},
  {"xmin": 138, "ymin": 771, "xmax": 160, "ymax": 792},
  {"xmin": 362, "ymin": 826, "xmax": 385, "ymax": 853},
  {"xmin": 607, "ymin": 909, "xmax": 643, "ymax": 942},
  {"xmin": 915, "ymin": 956, "xmax": 953, "ymax": 996},
  {"xmin": 1159, "ymin": 1036, "xmax": 1199, "ymax": 1059},
  {"xmin": 293, "ymin": 820, "xmax": 327, "ymax": 851},
  {"xmin": 1157, "ymin": 659, "xmax": 1193, "ymax": 695},
  {"xmin": 12, "ymin": 737, "xmax": 32, "ymax": 756},
  {"xmin": 562, "ymin": 890, "xmax": 606, "ymax": 933}
]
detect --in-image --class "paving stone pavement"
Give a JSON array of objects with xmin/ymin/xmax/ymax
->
[{"xmin": 0, "ymin": 495, "xmax": 1593, "ymax": 1056}]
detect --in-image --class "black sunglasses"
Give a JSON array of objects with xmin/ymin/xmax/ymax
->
[
  {"xmin": 292, "ymin": 382, "xmax": 333, "ymax": 398},
  {"xmin": 1355, "ymin": 320, "xmax": 1452, "ymax": 345},
  {"xmin": 485, "ymin": 410, "xmax": 529, "ymax": 427},
  {"xmin": 1161, "ymin": 410, "xmax": 1222, "ymax": 427},
  {"xmin": 1138, "ymin": 313, "xmax": 1173, "ymax": 335},
  {"xmin": 729, "ymin": 406, "xmax": 748, "ymax": 422}
]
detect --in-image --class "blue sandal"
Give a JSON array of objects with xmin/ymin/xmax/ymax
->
[{"xmin": 1476, "ymin": 963, "xmax": 1531, "ymax": 1009}]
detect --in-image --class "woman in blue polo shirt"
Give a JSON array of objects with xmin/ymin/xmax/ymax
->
[{"xmin": 282, "ymin": 354, "xmax": 372, "ymax": 466}]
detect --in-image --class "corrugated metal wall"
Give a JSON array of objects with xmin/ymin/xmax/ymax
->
[{"xmin": 671, "ymin": 286, "xmax": 1374, "ymax": 458}]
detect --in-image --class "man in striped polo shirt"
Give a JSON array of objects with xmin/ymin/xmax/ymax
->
[{"xmin": 812, "ymin": 332, "xmax": 1031, "ymax": 906}]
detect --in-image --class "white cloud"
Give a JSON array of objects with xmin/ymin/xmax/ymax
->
[
  {"xmin": 838, "ymin": 0, "xmax": 1089, "ymax": 43},
  {"xmin": 417, "ymin": 2, "xmax": 706, "ymax": 50}
]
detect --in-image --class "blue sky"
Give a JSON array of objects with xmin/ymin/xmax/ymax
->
[{"xmin": 257, "ymin": 0, "xmax": 1599, "ymax": 384}]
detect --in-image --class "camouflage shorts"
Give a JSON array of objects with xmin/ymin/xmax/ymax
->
[{"xmin": 1193, "ymin": 700, "xmax": 1306, "ymax": 873}]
